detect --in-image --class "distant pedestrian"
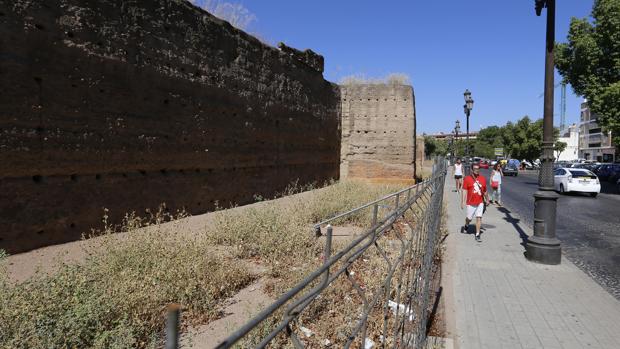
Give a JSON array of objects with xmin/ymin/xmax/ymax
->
[
  {"xmin": 461, "ymin": 163, "xmax": 490, "ymax": 242},
  {"xmin": 490, "ymin": 163, "xmax": 503, "ymax": 206},
  {"xmin": 453, "ymin": 158, "xmax": 464, "ymax": 192}
]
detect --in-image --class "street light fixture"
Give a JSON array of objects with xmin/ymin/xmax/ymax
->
[
  {"xmin": 463, "ymin": 89, "xmax": 474, "ymax": 158},
  {"xmin": 526, "ymin": 0, "xmax": 561, "ymax": 265},
  {"xmin": 455, "ymin": 120, "xmax": 461, "ymax": 159}
]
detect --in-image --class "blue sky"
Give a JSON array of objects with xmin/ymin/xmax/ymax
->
[{"xmin": 195, "ymin": 0, "xmax": 594, "ymax": 134}]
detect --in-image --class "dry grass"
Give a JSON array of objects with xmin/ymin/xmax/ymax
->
[{"xmin": 0, "ymin": 180, "xmax": 406, "ymax": 348}]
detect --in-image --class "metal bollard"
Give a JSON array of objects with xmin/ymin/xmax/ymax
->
[{"xmin": 166, "ymin": 304, "xmax": 181, "ymax": 349}]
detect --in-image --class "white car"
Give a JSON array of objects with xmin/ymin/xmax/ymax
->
[{"xmin": 553, "ymin": 167, "xmax": 601, "ymax": 197}]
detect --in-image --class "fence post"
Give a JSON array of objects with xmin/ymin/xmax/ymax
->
[
  {"xmin": 166, "ymin": 304, "xmax": 181, "ymax": 349},
  {"xmin": 372, "ymin": 203, "xmax": 378, "ymax": 226},
  {"xmin": 394, "ymin": 192, "xmax": 400, "ymax": 212},
  {"xmin": 324, "ymin": 225, "xmax": 333, "ymax": 276}
]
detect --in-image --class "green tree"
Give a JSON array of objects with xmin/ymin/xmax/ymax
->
[
  {"xmin": 477, "ymin": 125, "xmax": 504, "ymax": 148},
  {"xmin": 555, "ymin": 0, "xmax": 620, "ymax": 144},
  {"xmin": 424, "ymin": 136, "xmax": 449, "ymax": 157},
  {"xmin": 555, "ymin": 140, "xmax": 568, "ymax": 159}
]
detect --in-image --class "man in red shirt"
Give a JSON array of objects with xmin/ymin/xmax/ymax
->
[{"xmin": 461, "ymin": 162, "xmax": 490, "ymax": 241}]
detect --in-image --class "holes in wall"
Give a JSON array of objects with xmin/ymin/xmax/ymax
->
[
  {"xmin": 70, "ymin": 174, "xmax": 78, "ymax": 182},
  {"xmin": 122, "ymin": 173, "xmax": 128, "ymax": 178},
  {"xmin": 33, "ymin": 77, "xmax": 42, "ymax": 85},
  {"xmin": 36, "ymin": 230, "xmax": 44, "ymax": 235},
  {"xmin": 195, "ymin": 168, "xmax": 201, "ymax": 173},
  {"xmin": 66, "ymin": 31, "xmax": 74, "ymax": 38},
  {"xmin": 163, "ymin": 99, "xmax": 169, "ymax": 105},
  {"xmin": 35, "ymin": 126, "xmax": 44, "ymax": 133},
  {"xmin": 32, "ymin": 175, "xmax": 43, "ymax": 183},
  {"xmin": 34, "ymin": 23, "xmax": 45, "ymax": 30},
  {"xmin": 95, "ymin": 174, "xmax": 102, "ymax": 180},
  {"xmin": 70, "ymin": 223, "xmax": 76, "ymax": 228},
  {"xmin": 160, "ymin": 169, "xmax": 168, "ymax": 175},
  {"xmin": 139, "ymin": 170, "xmax": 146, "ymax": 176},
  {"xmin": 71, "ymin": 83, "xmax": 77, "ymax": 88}
]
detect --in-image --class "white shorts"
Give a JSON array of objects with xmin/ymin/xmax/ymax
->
[{"xmin": 466, "ymin": 203, "xmax": 484, "ymax": 220}]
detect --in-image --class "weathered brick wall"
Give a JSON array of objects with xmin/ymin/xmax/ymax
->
[
  {"xmin": 340, "ymin": 84, "xmax": 416, "ymax": 181},
  {"xmin": 416, "ymin": 136, "xmax": 425, "ymax": 177},
  {"xmin": 0, "ymin": 0, "xmax": 340, "ymax": 253}
]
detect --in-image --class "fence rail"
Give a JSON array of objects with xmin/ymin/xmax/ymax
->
[{"xmin": 169, "ymin": 158, "xmax": 448, "ymax": 349}]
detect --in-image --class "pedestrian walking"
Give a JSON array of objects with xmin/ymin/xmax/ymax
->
[
  {"xmin": 461, "ymin": 162, "xmax": 490, "ymax": 242},
  {"xmin": 453, "ymin": 158, "xmax": 464, "ymax": 192},
  {"xmin": 490, "ymin": 163, "xmax": 503, "ymax": 206}
]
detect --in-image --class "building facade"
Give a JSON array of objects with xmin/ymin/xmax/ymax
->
[
  {"xmin": 557, "ymin": 123, "xmax": 579, "ymax": 161},
  {"xmin": 578, "ymin": 101, "xmax": 616, "ymax": 162}
]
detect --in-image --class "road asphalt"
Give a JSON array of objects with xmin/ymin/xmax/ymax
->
[{"xmin": 481, "ymin": 169, "xmax": 620, "ymax": 300}]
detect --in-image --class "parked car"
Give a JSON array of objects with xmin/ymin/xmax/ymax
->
[
  {"xmin": 553, "ymin": 167, "xmax": 600, "ymax": 197},
  {"xmin": 596, "ymin": 164, "xmax": 620, "ymax": 181},
  {"xmin": 503, "ymin": 165, "xmax": 518, "ymax": 176},
  {"xmin": 521, "ymin": 160, "xmax": 538, "ymax": 170},
  {"xmin": 479, "ymin": 160, "xmax": 489, "ymax": 169},
  {"xmin": 617, "ymin": 178, "xmax": 620, "ymax": 194},
  {"xmin": 608, "ymin": 164, "xmax": 620, "ymax": 183}
]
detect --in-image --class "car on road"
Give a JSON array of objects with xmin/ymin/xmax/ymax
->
[
  {"xmin": 479, "ymin": 160, "xmax": 489, "ymax": 169},
  {"xmin": 503, "ymin": 164, "xmax": 518, "ymax": 176},
  {"xmin": 596, "ymin": 164, "xmax": 620, "ymax": 182},
  {"xmin": 553, "ymin": 167, "xmax": 601, "ymax": 197}
]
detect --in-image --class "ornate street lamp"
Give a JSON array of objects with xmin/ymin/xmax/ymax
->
[
  {"xmin": 454, "ymin": 120, "xmax": 461, "ymax": 159},
  {"xmin": 526, "ymin": 0, "xmax": 561, "ymax": 265},
  {"xmin": 463, "ymin": 90, "xmax": 474, "ymax": 158}
]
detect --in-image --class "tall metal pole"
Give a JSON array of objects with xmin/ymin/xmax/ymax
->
[
  {"xmin": 526, "ymin": 0, "xmax": 561, "ymax": 264},
  {"xmin": 466, "ymin": 110, "xmax": 470, "ymax": 158}
]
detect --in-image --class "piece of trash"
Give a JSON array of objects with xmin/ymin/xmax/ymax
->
[
  {"xmin": 388, "ymin": 300, "xmax": 415, "ymax": 321},
  {"xmin": 300, "ymin": 326, "xmax": 313, "ymax": 338},
  {"xmin": 324, "ymin": 338, "xmax": 332, "ymax": 346},
  {"xmin": 350, "ymin": 271, "xmax": 355, "ymax": 276},
  {"xmin": 364, "ymin": 337, "xmax": 375, "ymax": 349}
]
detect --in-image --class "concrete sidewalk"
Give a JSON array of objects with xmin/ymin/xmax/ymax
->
[{"xmin": 442, "ymin": 177, "xmax": 620, "ymax": 349}]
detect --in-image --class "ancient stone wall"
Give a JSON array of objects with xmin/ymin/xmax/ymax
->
[
  {"xmin": 340, "ymin": 84, "xmax": 416, "ymax": 181},
  {"xmin": 0, "ymin": 0, "xmax": 340, "ymax": 253}
]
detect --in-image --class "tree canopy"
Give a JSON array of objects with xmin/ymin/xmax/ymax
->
[
  {"xmin": 426, "ymin": 116, "xmax": 560, "ymax": 161},
  {"xmin": 555, "ymin": 0, "xmax": 620, "ymax": 144}
]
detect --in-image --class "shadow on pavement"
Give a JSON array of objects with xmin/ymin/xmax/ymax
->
[
  {"xmin": 497, "ymin": 207, "xmax": 529, "ymax": 249},
  {"xmin": 600, "ymin": 181, "xmax": 619, "ymax": 195}
]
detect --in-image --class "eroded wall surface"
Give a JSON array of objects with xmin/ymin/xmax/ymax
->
[
  {"xmin": 340, "ymin": 84, "xmax": 416, "ymax": 181},
  {"xmin": 0, "ymin": 0, "xmax": 340, "ymax": 253}
]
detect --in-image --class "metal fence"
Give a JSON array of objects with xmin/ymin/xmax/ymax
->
[{"xmin": 168, "ymin": 158, "xmax": 448, "ymax": 348}]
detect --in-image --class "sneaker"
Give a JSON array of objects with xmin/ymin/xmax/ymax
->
[
  {"xmin": 461, "ymin": 225, "xmax": 467, "ymax": 234},
  {"xmin": 475, "ymin": 234, "xmax": 481, "ymax": 242}
]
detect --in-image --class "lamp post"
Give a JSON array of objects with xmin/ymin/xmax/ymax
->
[
  {"xmin": 526, "ymin": 0, "xmax": 561, "ymax": 264},
  {"xmin": 455, "ymin": 120, "xmax": 461, "ymax": 159},
  {"xmin": 463, "ymin": 90, "xmax": 474, "ymax": 159}
]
